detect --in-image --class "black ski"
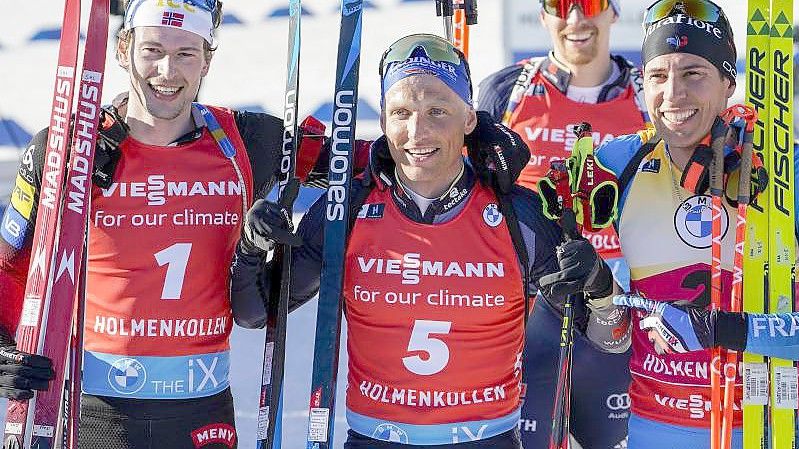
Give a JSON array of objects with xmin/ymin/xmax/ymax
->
[
  {"xmin": 256, "ymin": 0, "xmax": 302, "ymax": 447},
  {"xmin": 305, "ymin": 0, "xmax": 364, "ymax": 447}
]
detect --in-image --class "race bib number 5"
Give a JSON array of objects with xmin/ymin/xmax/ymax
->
[{"xmin": 403, "ymin": 320, "xmax": 451, "ymax": 375}]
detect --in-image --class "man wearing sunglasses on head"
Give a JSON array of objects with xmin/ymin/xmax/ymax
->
[
  {"xmin": 0, "ymin": 1, "xmax": 330, "ymax": 447},
  {"xmin": 0, "ymin": 3, "xmax": 540, "ymax": 448},
  {"xmin": 585, "ymin": 0, "xmax": 778, "ymax": 447},
  {"xmin": 477, "ymin": 1, "xmax": 645, "ymax": 448},
  {"xmin": 233, "ymin": 33, "xmax": 626, "ymax": 448}
]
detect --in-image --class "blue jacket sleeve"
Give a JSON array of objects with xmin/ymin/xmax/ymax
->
[
  {"xmin": 288, "ymin": 191, "xmax": 327, "ymax": 307},
  {"xmin": 746, "ymin": 313, "xmax": 799, "ymax": 360},
  {"xmin": 509, "ymin": 186, "xmax": 596, "ymax": 329},
  {"xmin": 594, "ymin": 133, "xmax": 644, "ymax": 179},
  {"xmin": 595, "ymin": 133, "xmax": 645, "ymax": 217},
  {"xmin": 510, "ymin": 185, "xmax": 562, "ymax": 293},
  {"xmin": 228, "ymin": 190, "xmax": 326, "ymax": 329},
  {"xmin": 476, "ymin": 64, "xmax": 524, "ymax": 122}
]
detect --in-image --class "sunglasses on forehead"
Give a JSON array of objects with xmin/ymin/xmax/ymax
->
[
  {"xmin": 643, "ymin": 0, "xmax": 727, "ymax": 25},
  {"xmin": 540, "ymin": 0, "xmax": 611, "ymax": 19},
  {"xmin": 379, "ymin": 34, "xmax": 468, "ymax": 76},
  {"xmin": 378, "ymin": 34, "xmax": 473, "ymax": 96}
]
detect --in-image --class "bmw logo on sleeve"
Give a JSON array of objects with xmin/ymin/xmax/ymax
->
[
  {"xmin": 372, "ymin": 423, "xmax": 409, "ymax": 443},
  {"xmin": 673, "ymin": 195, "xmax": 728, "ymax": 249},
  {"xmin": 108, "ymin": 358, "xmax": 147, "ymax": 395},
  {"xmin": 483, "ymin": 203, "xmax": 503, "ymax": 228}
]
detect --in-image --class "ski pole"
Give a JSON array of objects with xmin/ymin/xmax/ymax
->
[
  {"xmin": 435, "ymin": 0, "xmax": 455, "ymax": 45},
  {"xmin": 709, "ymin": 116, "xmax": 730, "ymax": 449},
  {"xmin": 67, "ymin": 250, "xmax": 88, "ymax": 449},
  {"xmin": 547, "ymin": 123, "xmax": 593, "ymax": 449},
  {"xmin": 256, "ymin": 0, "xmax": 302, "ymax": 446},
  {"xmin": 719, "ymin": 105, "xmax": 757, "ymax": 449},
  {"xmin": 453, "ymin": 0, "xmax": 477, "ymax": 57}
]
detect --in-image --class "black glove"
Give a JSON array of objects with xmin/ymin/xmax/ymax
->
[
  {"xmin": 538, "ymin": 238, "xmax": 613, "ymax": 300},
  {"xmin": 0, "ymin": 326, "xmax": 55, "ymax": 400},
  {"xmin": 465, "ymin": 111, "xmax": 530, "ymax": 194},
  {"xmin": 92, "ymin": 106, "xmax": 127, "ymax": 189},
  {"xmin": 723, "ymin": 152, "xmax": 769, "ymax": 208},
  {"xmin": 240, "ymin": 181, "xmax": 303, "ymax": 255}
]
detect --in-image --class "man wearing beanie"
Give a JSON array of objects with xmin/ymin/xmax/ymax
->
[
  {"xmin": 477, "ymin": 1, "xmax": 643, "ymax": 447},
  {"xmin": 583, "ymin": 0, "xmax": 753, "ymax": 447},
  {"xmin": 234, "ymin": 33, "xmax": 625, "ymax": 448}
]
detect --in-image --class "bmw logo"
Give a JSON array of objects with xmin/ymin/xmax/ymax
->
[
  {"xmin": 108, "ymin": 358, "xmax": 147, "ymax": 395},
  {"xmin": 372, "ymin": 423, "xmax": 409, "ymax": 443},
  {"xmin": 673, "ymin": 195, "xmax": 728, "ymax": 249},
  {"xmin": 483, "ymin": 203, "xmax": 503, "ymax": 228}
]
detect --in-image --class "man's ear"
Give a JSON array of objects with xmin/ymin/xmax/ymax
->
[
  {"xmin": 464, "ymin": 107, "xmax": 477, "ymax": 135},
  {"xmin": 380, "ymin": 109, "xmax": 386, "ymax": 134},
  {"xmin": 201, "ymin": 51, "xmax": 213, "ymax": 77},
  {"xmin": 116, "ymin": 39, "xmax": 129, "ymax": 69},
  {"xmin": 725, "ymin": 78, "xmax": 735, "ymax": 100}
]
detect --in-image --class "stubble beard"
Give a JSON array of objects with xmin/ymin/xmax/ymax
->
[{"xmin": 561, "ymin": 41, "xmax": 599, "ymax": 66}]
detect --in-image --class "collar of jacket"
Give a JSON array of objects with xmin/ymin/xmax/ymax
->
[
  {"xmin": 540, "ymin": 52, "xmax": 633, "ymax": 103},
  {"xmin": 368, "ymin": 139, "xmax": 478, "ymax": 224}
]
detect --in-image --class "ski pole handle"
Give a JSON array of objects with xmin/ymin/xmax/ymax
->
[
  {"xmin": 561, "ymin": 208, "xmax": 580, "ymax": 242},
  {"xmin": 708, "ymin": 117, "xmax": 729, "ymax": 196},
  {"xmin": 435, "ymin": 0, "xmax": 454, "ymax": 17},
  {"xmin": 738, "ymin": 133, "xmax": 754, "ymax": 204},
  {"xmin": 464, "ymin": 0, "xmax": 477, "ymax": 25},
  {"xmin": 278, "ymin": 177, "xmax": 300, "ymax": 210},
  {"xmin": 435, "ymin": 0, "xmax": 455, "ymax": 42}
]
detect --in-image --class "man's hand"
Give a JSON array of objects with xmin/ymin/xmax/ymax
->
[
  {"xmin": 0, "ymin": 327, "xmax": 54, "ymax": 400},
  {"xmin": 465, "ymin": 111, "xmax": 530, "ymax": 194},
  {"xmin": 613, "ymin": 294, "xmax": 715, "ymax": 354},
  {"xmin": 538, "ymin": 238, "xmax": 613, "ymax": 300},
  {"xmin": 240, "ymin": 181, "xmax": 303, "ymax": 256}
]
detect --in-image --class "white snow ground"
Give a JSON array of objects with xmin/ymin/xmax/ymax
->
[{"xmin": 0, "ymin": 1, "xmax": 790, "ymax": 447}]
